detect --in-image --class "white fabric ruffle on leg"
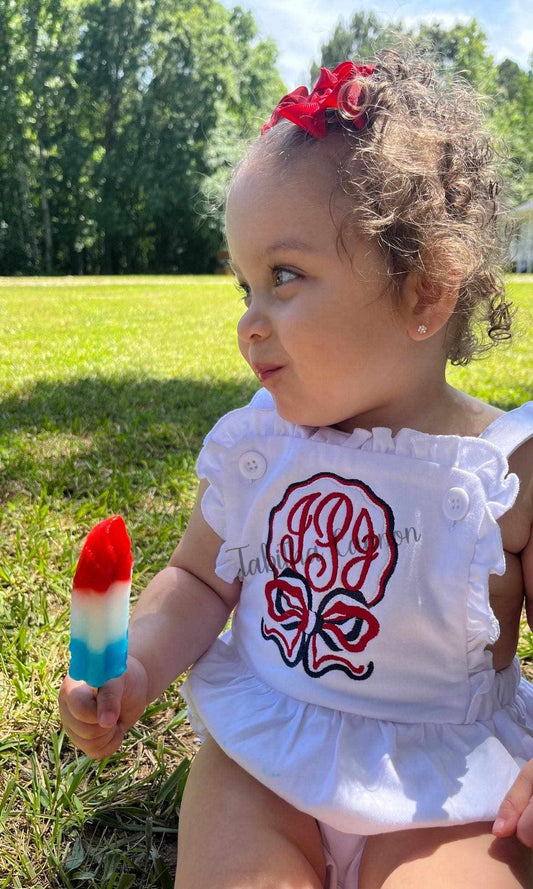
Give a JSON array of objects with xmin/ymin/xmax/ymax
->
[{"xmin": 182, "ymin": 641, "xmax": 533, "ymax": 835}]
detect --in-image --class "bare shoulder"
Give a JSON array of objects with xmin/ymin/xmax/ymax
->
[
  {"xmin": 454, "ymin": 390, "xmax": 530, "ymax": 444},
  {"xmin": 458, "ymin": 391, "xmax": 505, "ymax": 435}
]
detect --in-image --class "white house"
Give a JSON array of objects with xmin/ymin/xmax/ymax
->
[{"xmin": 512, "ymin": 199, "xmax": 533, "ymax": 272}]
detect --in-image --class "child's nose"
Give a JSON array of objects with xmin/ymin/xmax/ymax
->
[{"xmin": 237, "ymin": 300, "xmax": 272, "ymax": 343}]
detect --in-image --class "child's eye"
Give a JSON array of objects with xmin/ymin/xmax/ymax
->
[
  {"xmin": 234, "ymin": 280, "xmax": 251, "ymax": 304},
  {"xmin": 273, "ymin": 267, "xmax": 299, "ymax": 288}
]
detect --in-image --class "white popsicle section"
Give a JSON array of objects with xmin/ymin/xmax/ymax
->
[{"xmin": 70, "ymin": 580, "xmax": 131, "ymax": 652}]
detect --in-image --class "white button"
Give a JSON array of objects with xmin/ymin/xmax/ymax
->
[
  {"xmin": 239, "ymin": 450, "xmax": 267, "ymax": 480},
  {"xmin": 442, "ymin": 487, "xmax": 470, "ymax": 521}
]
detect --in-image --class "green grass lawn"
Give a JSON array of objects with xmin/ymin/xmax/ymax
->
[{"xmin": 0, "ymin": 274, "xmax": 532, "ymax": 888}]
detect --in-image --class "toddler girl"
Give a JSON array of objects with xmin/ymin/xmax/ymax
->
[{"xmin": 60, "ymin": 51, "xmax": 533, "ymax": 888}]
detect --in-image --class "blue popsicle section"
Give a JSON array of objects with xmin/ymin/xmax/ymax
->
[{"xmin": 69, "ymin": 634, "xmax": 129, "ymax": 688}]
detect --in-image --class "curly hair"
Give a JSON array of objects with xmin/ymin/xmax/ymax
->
[{"xmin": 241, "ymin": 49, "xmax": 514, "ymax": 365}]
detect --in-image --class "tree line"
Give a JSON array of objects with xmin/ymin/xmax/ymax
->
[
  {"xmin": 0, "ymin": 0, "xmax": 284, "ymax": 275},
  {"xmin": 1, "ymin": 3, "xmax": 531, "ymax": 276}
]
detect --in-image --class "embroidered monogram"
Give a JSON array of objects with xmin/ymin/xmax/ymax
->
[{"xmin": 261, "ymin": 473, "xmax": 398, "ymax": 679}]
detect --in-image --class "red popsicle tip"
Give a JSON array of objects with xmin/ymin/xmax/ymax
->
[{"xmin": 73, "ymin": 515, "xmax": 133, "ymax": 593}]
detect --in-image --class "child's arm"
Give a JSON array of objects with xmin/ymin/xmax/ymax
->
[
  {"xmin": 493, "ymin": 515, "xmax": 533, "ymax": 846},
  {"xmin": 59, "ymin": 480, "xmax": 241, "ymax": 758},
  {"xmin": 126, "ymin": 477, "xmax": 241, "ymax": 702}
]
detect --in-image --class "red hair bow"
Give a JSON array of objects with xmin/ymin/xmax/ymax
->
[{"xmin": 261, "ymin": 61, "xmax": 375, "ymax": 140}]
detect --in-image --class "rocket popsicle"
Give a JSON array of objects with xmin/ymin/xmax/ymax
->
[{"xmin": 69, "ymin": 516, "xmax": 133, "ymax": 688}]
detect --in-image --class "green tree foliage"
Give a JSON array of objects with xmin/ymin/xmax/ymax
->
[
  {"xmin": 2, "ymin": 5, "xmax": 532, "ymax": 274},
  {"xmin": 0, "ymin": 0, "xmax": 80, "ymax": 273},
  {"xmin": 310, "ymin": 11, "xmax": 404, "ymax": 81},
  {"xmin": 416, "ymin": 20, "xmax": 497, "ymax": 90},
  {"xmin": 491, "ymin": 59, "xmax": 533, "ymax": 204},
  {"xmin": 313, "ymin": 12, "xmax": 533, "ymax": 205},
  {"xmin": 0, "ymin": 0, "xmax": 284, "ymax": 274}
]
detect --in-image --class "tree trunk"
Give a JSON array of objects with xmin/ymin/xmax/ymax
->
[
  {"xmin": 38, "ymin": 137, "xmax": 53, "ymax": 274},
  {"xmin": 17, "ymin": 161, "xmax": 39, "ymax": 271}
]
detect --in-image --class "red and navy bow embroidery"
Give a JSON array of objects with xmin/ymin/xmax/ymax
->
[
  {"xmin": 261, "ymin": 473, "xmax": 397, "ymax": 680},
  {"xmin": 262, "ymin": 568, "xmax": 380, "ymax": 679}
]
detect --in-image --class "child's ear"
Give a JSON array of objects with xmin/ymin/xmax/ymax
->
[{"xmin": 399, "ymin": 268, "xmax": 460, "ymax": 341}]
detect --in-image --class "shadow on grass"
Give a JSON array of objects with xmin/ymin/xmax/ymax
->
[
  {"xmin": 2, "ymin": 374, "xmax": 529, "ymax": 437},
  {"xmin": 0, "ymin": 375, "xmax": 258, "ymax": 436},
  {"xmin": 0, "ymin": 375, "xmax": 531, "ymax": 508},
  {"xmin": 0, "ymin": 375, "xmax": 258, "ymax": 506}
]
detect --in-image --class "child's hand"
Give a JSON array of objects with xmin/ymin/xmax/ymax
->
[
  {"xmin": 59, "ymin": 655, "xmax": 149, "ymax": 759},
  {"xmin": 493, "ymin": 760, "xmax": 533, "ymax": 847}
]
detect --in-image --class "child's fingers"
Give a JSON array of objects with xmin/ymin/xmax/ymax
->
[
  {"xmin": 516, "ymin": 799, "xmax": 533, "ymax": 848},
  {"xmin": 65, "ymin": 722, "xmax": 125, "ymax": 760},
  {"xmin": 59, "ymin": 676, "xmax": 98, "ymax": 724},
  {"xmin": 59, "ymin": 674, "xmax": 128, "ymax": 758},
  {"xmin": 96, "ymin": 676, "xmax": 125, "ymax": 728},
  {"xmin": 62, "ymin": 710, "xmax": 113, "ymax": 742},
  {"xmin": 493, "ymin": 797, "xmax": 520, "ymax": 837},
  {"xmin": 493, "ymin": 761, "xmax": 533, "ymax": 838}
]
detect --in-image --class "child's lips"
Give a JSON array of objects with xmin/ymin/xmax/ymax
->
[{"xmin": 252, "ymin": 362, "xmax": 284, "ymax": 382}]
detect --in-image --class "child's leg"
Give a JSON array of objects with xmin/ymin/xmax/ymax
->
[
  {"xmin": 359, "ymin": 821, "xmax": 533, "ymax": 889},
  {"xmin": 175, "ymin": 735, "xmax": 326, "ymax": 889}
]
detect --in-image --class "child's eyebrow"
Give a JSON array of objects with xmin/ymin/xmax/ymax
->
[
  {"xmin": 229, "ymin": 238, "xmax": 318, "ymax": 275},
  {"xmin": 264, "ymin": 237, "xmax": 318, "ymax": 255}
]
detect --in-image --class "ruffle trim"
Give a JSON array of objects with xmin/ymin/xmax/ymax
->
[
  {"xmin": 182, "ymin": 642, "xmax": 533, "ymax": 834},
  {"xmin": 200, "ymin": 389, "xmax": 519, "ymax": 484},
  {"xmin": 197, "ymin": 390, "xmax": 520, "ymax": 646},
  {"xmin": 466, "ymin": 451, "xmax": 519, "ymax": 680}
]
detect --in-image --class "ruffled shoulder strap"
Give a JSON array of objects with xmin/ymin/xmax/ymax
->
[
  {"xmin": 200, "ymin": 388, "xmax": 299, "ymax": 451},
  {"xmin": 248, "ymin": 388, "xmax": 275, "ymax": 410},
  {"xmin": 479, "ymin": 401, "xmax": 533, "ymax": 458},
  {"xmin": 195, "ymin": 388, "xmax": 297, "ymax": 580}
]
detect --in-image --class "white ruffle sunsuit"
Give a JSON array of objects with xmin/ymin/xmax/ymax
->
[{"xmin": 181, "ymin": 390, "xmax": 533, "ymax": 888}]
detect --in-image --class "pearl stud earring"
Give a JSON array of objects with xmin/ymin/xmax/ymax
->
[{"xmin": 417, "ymin": 324, "xmax": 428, "ymax": 334}]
